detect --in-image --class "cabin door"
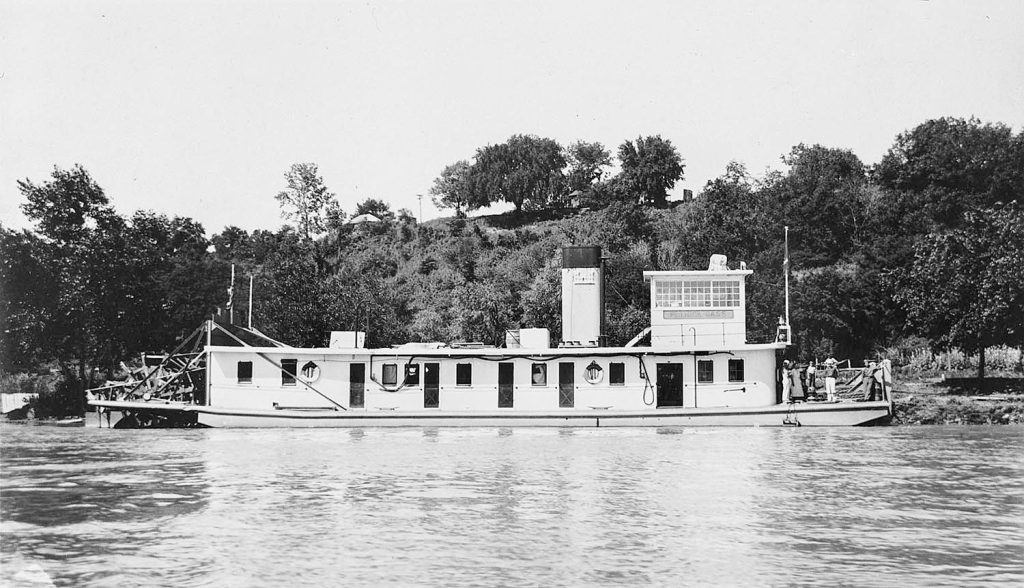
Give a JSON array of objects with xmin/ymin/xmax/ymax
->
[
  {"xmin": 559, "ymin": 362, "xmax": 574, "ymax": 408},
  {"xmin": 424, "ymin": 363, "xmax": 440, "ymax": 408},
  {"xmin": 656, "ymin": 363, "xmax": 684, "ymax": 407},
  {"xmin": 498, "ymin": 363, "xmax": 514, "ymax": 408},
  {"xmin": 349, "ymin": 363, "xmax": 365, "ymax": 408}
]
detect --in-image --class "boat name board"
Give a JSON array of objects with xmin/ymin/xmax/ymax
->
[{"xmin": 663, "ymin": 310, "xmax": 734, "ymax": 320}]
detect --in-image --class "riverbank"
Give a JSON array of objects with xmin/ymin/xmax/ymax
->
[{"xmin": 891, "ymin": 378, "xmax": 1024, "ymax": 425}]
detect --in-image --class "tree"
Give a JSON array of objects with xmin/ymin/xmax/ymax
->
[
  {"xmin": 355, "ymin": 198, "xmax": 394, "ymax": 220},
  {"xmin": 465, "ymin": 135, "xmax": 566, "ymax": 212},
  {"xmin": 774, "ymin": 144, "xmax": 868, "ymax": 266},
  {"xmin": 894, "ymin": 202, "xmax": 1024, "ymax": 383},
  {"xmin": 429, "ymin": 160, "xmax": 471, "ymax": 216},
  {"xmin": 16, "ymin": 166, "xmax": 122, "ymax": 409},
  {"xmin": 874, "ymin": 117, "xmax": 1024, "ymax": 228},
  {"xmin": 275, "ymin": 163, "xmax": 336, "ymax": 240},
  {"xmin": 616, "ymin": 135, "xmax": 685, "ymax": 207},
  {"xmin": 566, "ymin": 141, "xmax": 612, "ymax": 195}
]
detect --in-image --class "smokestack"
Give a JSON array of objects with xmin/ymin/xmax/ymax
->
[{"xmin": 561, "ymin": 246, "xmax": 603, "ymax": 346}]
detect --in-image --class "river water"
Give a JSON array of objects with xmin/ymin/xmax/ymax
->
[{"xmin": 1, "ymin": 424, "xmax": 1022, "ymax": 587}]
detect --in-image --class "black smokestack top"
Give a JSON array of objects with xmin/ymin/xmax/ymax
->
[{"xmin": 562, "ymin": 246, "xmax": 601, "ymax": 269}]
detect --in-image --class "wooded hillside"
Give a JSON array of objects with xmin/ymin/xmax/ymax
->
[{"xmin": 2, "ymin": 117, "xmax": 1022, "ymax": 404}]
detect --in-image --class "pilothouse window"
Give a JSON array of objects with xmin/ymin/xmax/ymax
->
[{"xmin": 656, "ymin": 279, "xmax": 740, "ymax": 308}]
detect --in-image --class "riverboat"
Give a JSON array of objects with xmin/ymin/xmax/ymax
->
[{"xmin": 88, "ymin": 246, "xmax": 893, "ymax": 428}]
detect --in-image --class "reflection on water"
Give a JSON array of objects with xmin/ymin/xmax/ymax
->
[{"xmin": 2, "ymin": 425, "xmax": 1022, "ymax": 587}]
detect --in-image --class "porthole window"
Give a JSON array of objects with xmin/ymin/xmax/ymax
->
[
  {"xmin": 301, "ymin": 361, "xmax": 321, "ymax": 382},
  {"xmin": 584, "ymin": 361, "xmax": 603, "ymax": 384}
]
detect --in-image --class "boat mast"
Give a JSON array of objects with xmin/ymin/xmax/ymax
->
[{"xmin": 248, "ymin": 274, "xmax": 254, "ymax": 329}]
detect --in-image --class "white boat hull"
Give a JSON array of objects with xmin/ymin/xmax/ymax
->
[{"xmin": 89, "ymin": 400, "xmax": 891, "ymax": 428}]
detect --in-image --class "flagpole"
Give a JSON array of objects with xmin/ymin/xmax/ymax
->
[
  {"xmin": 784, "ymin": 226, "xmax": 790, "ymax": 326},
  {"xmin": 248, "ymin": 274, "xmax": 254, "ymax": 330}
]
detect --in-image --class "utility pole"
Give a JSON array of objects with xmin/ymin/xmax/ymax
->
[{"xmin": 417, "ymin": 194, "xmax": 423, "ymax": 224}]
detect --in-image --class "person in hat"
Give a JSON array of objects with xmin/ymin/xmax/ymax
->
[{"xmin": 823, "ymin": 358, "xmax": 839, "ymax": 402}]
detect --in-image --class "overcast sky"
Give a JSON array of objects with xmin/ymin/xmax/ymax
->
[{"xmin": 2, "ymin": 0, "xmax": 1023, "ymax": 235}]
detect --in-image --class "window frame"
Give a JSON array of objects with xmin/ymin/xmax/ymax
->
[
  {"xmin": 237, "ymin": 361, "xmax": 253, "ymax": 384},
  {"xmin": 281, "ymin": 358, "xmax": 297, "ymax": 386},
  {"xmin": 531, "ymin": 363, "xmax": 547, "ymax": 386},
  {"xmin": 456, "ymin": 363, "xmax": 472, "ymax": 386},
  {"xmin": 728, "ymin": 358, "xmax": 745, "ymax": 382},
  {"xmin": 697, "ymin": 359, "xmax": 714, "ymax": 383},
  {"xmin": 382, "ymin": 363, "xmax": 398, "ymax": 386},
  {"xmin": 609, "ymin": 362, "xmax": 625, "ymax": 386}
]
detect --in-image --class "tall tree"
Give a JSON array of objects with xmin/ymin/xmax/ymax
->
[
  {"xmin": 17, "ymin": 166, "xmax": 121, "ymax": 404},
  {"xmin": 616, "ymin": 135, "xmax": 685, "ymax": 207},
  {"xmin": 429, "ymin": 160, "xmax": 472, "ymax": 216},
  {"xmin": 874, "ymin": 117, "xmax": 1024, "ymax": 228},
  {"xmin": 774, "ymin": 143, "xmax": 867, "ymax": 266},
  {"xmin": 894, "ymin": 202, "xmax": 1024, "ymax": 383},
  {"xmin": 566, "ymin": 141, "xmax": 612, "ymax": 195},
  {"xmin": 275, "ymin": 163, "xmax": 336, "ymax": 240},
  {"xmin": 465, "ymin": 135, "xmax": 566, "ymax": 212}
]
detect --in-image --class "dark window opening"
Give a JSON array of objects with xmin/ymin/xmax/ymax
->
[
  {"xmin": 237, "ymin": 361, "xmax": 253, "ymax": 384},
  {"xmin": 456, "ymin": 363, "xmax": 472, "ymax": 386},
  {"xmin": 281, "ymin": 359, "xmax": 297, "ymax": 386},
  {"xmin": 698, "ymin": 359, "xmax": 714, "ymax": 383},
  {"xmin": 405, "ymin": 364, "xmax": 420, "ymax": 386},
  {"xmin": 728, "ymin": 359, "xmax": 745, "ymax": 382},
  {"xmin": 609, "ymin": 362, "xmax": 625, "ymax": 385},
  {"xmin": 382, "ymin": 364, "xmax": 398, "ymax": 386},
  {"xmin": 531, "ymin": 363, "xmax": 547, "ymax": 386}
]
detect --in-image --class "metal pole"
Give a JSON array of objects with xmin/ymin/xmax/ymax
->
[
  {"xmin": 784, "ymin": 226, "xmax": 790, "ymax": 326},
  {"xmin": 228, "ymin": 264, "xmax": 235, "ymax": 324},
  {"xmin": 248, "ymin": 274, "xmax": 254, "ymax": 329}
]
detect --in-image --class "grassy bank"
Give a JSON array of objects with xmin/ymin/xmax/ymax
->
[{"xmin": 891, "ymin": 379, "xmax": 1024, "ymax": 425}]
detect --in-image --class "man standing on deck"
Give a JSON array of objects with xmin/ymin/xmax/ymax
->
[{"xmin": 823, "ymin": 358, "xmax": 839, "ymax": 402}]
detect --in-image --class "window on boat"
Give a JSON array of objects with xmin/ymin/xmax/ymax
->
[
  {"xmin": 655, "ymin": 279, "xmax": 741, "ymax": 308},
  {"xmin": 531, "ymin": 363, "xmax": 547, "ymax": 386},
  {"xmin": 456, "ymin": 363, "xmax": 472, "ymax": 386},
  {"xmin": 728, "ymin": 359, "xmax": 744, "ymax": 382},
  {"xmin": 697, "ymin": 359, "xmax": 714, "ymax": 383},
  {"xmin": 301, "ymin": 361, "xmax": 320, "ymax": 382},
  {"xmin": 609, "ymin": 362, "xmax": 625, "ymax": 385},
  {"xmin": 237, "ymin": 361, "xmax": 253, "ymax": 384},
  {"xmin": 281, "ymin": 359, "xmax": 298, "ymax": 386},
  {"xmin": 405, "ymin": 364, "xmax": 420, "ymax": 386},
  {"xmin": 382, "ymin": 363, "xmax": 398, "ymax": 386},
  {"xmin": 584, "ymin": 361, "xmax": 603, "ymax": 384}
]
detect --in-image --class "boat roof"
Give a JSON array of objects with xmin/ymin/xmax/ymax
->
[{"xmin": 207, "ymin": 342, "xmax": 786, "ymax": 356}]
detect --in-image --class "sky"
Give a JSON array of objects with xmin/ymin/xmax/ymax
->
[{"xmin": 2, "ymin": 0, "xmax": 1023, "ymax": 235}]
